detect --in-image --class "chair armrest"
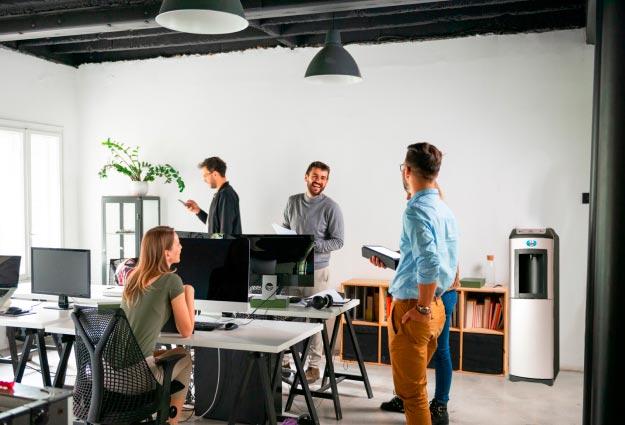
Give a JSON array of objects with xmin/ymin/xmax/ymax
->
[{"xmin": 154, "ymin": 353, "xmax": 186, "ymax": 368}]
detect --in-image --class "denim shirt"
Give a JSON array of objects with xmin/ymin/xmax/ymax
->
[{"xmin": 389, "ymin": 188, "xmax": 459, "ymax": 300}]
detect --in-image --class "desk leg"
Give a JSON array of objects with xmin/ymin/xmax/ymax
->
[
  {"xmin": 321, "ymin": 317, "xmax": 341, "ymax": 387},
  {"xmin": 256, "ymin": 353, "xmax": 277, "ymax": 425},
  {"xmin": 290, "ymin": 343, "xmax": 320, "ymax": 425},
  {"xmin": 7, "ymin": 327, "xmax": 19, "ymax": 374},
  {"xmin": 53, "ymin": 336, "xmax": 74, "ymax": 388},
  {"xmin": 15, "ymin": 332, "xmax": 34, "ymax": 383},
  {"xmin": 285, "ymin": 336, "xmax": 311, "ymax": 411},
  {"xmin": 344, "ymin": 313, "xmax": 373, "ymax": 398},
  {"xmin": 36, "ymin": 329, "xmax": 52, "ymax": 387},
  {"xmin": 320, "ymin": 322, "xmax": 342, "ymax": 420},
  {"xmin": 228, "ymin": 354, "xmax": 255, "ymax": 425}
]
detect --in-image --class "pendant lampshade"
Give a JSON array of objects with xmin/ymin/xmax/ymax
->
[
  {"xmin": 305, "ymin": 30, "xmax": 362, "ymax": 84},
  {"xmin": 156, "ymin": 0, "xmax": 248, "ymax": 35}
]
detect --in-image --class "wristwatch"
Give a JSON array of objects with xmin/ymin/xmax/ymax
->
[{"xmin": 415, "ymin": 304, "xmax": 431, "ymax": 315}]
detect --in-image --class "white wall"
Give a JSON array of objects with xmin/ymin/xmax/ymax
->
[
  {"xmin": 0, "ymin": 47, "xmax": 79, "ymax": 349},
  {"xmin": 73, "ymin": 29, "xmax": 593, "ymax": 370},
  {"xmin": 0, "ymin": 47, "xmax": 80, "ymax": 247}
]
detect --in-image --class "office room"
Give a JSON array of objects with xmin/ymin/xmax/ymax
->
[{"xmin": 0, "ymin": 1, "xmax": 621, "ymax": 424}]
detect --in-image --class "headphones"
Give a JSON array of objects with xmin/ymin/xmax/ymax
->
[{"xmin": 306, "ymin": 294, "xmax": 334, "ymax": 310}]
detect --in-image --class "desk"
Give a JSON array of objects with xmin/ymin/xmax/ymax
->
[
  {"xmin": 47, "ymin": 315, "xmax": 323, "ymax": 425},
  {"xmin": 250, "ymin": 299, "xmax": 374, "ymax": 420},
  {"xmin": 0, "ymin": 301, "xmax": 72, "ymax": 388}
]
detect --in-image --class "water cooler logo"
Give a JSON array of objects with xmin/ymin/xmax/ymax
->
[
  {"xmin": 526, "ymin": 240, "xmax": 537, "ymax": 247},
  {"xmin": 264, "ymin": 282, "xmax": 275, "ymax": 291}
]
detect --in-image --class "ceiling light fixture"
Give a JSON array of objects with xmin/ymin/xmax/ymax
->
[
  {"xmin": 156, "ymin": 0, "xmax": 248, "ymax": 35},
  {"xmin": 305, "ymin": 30, "xmax": 362, "ymax": 84}
]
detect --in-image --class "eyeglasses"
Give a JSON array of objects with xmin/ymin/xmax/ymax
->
[{"xmin": 399, "ymin": 163, "xmax": 406, "ymax": 172}]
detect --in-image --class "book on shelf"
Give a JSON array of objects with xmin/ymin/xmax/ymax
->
[
  {"xmin": 372, "ymin": 292, "xmax": 379, "ymax": 322},
  {"xmin": 365, "ymin": 295, "xmax": 374, "ymax": 321}
]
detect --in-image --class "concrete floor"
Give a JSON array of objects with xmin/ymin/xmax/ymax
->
[{"xmin": 1, "ymin": 349, "xmax": 582, "ymax": 424}]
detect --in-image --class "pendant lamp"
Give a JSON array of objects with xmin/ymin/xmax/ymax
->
[
  {"xmin": 156, "ymin": 0, "xmax": 248, "ymax": 35},
  {"xmin": 305, "ymin": 30, "xmax": 362, "ymax": 84}
]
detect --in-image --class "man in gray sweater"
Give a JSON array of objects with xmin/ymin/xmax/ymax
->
[{"xmin": 282, "ymin": 161, "xmax": 344, "ymax": 383}]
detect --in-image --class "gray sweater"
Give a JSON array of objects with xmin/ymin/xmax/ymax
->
[{"xmin": 282, "ymin": 193, "xmax": 344, "ymax": 270}]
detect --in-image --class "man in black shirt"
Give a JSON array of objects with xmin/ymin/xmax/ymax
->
[{"xmin": 184, "ymin": 157, "xmax": 242, "ymax": 235}]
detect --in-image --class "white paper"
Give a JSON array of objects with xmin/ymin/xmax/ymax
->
[
  {"xmin": 367, "ymin": 245, "xmax": 401, "ymax": 260},
  {"xmin": 272, "ymin": 223, "xmax": 297, "ymax": 235},
  {"xmin": 308, "ymin": 289, "xmax": 346, "ymax": 304}
]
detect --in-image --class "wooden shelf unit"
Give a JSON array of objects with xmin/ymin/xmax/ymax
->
[{"xmin": 340, "ymin": 279, "xmax": 509, "ymax": 375}]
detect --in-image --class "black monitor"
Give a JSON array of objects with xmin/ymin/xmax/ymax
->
[
  {"xmin": 242, "ymin": 235, "xmax": 315, "ymax": 288},
  {"xmin": 175, "ymin": 237, "xmax": 250, "ymax": 313},
  {"xmin": 31, "ymin": 247, "xmax": 91, "ymax": 310},
  {"xmin": 0, "ymin": 256, "xmax": 21, "ymax": 311}
]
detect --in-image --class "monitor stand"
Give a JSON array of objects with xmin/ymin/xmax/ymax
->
[{"xmin": 44, "ymin": 295, "xmax": 71, "ymax": 310}]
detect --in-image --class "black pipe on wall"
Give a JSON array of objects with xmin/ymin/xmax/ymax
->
[{"xmin": 584, "ymin": 0, "xmax": 625, "ymax": 423}]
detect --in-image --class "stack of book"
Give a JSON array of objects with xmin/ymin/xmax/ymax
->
[{"xmin": 464, "ymin": 297, "xmax": 504, "ymax": 330}]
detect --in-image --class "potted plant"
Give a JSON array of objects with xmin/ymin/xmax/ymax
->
[{"xmin": 98, "ymin": 138, "xmax": 185, "ymax": 195}]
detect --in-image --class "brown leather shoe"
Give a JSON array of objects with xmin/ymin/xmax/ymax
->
[{"xmin": 305, "ymin": 367, "xmax": 320, "ymax": 383}]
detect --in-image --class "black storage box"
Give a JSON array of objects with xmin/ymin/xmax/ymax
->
[
  {"xmin": 462, "ymin": 333, "xmax": 504, "ymax": 374},
  {"xmin": 342, "ymin": 324, "xmax": 379, "ymax": 363}
]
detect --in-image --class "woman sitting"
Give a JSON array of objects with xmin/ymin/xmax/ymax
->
[{"xmin": 121, "ymin": 225, "xmax": 195, "ymax": 425}]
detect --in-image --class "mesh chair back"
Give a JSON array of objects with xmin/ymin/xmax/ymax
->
[{"xmin": 72, "ymin": 306, "xmax": 161, "ymax": 424}]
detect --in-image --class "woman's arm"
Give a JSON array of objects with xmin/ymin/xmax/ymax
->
[{"xmin": 171, "ymin": 285, "xmax": 195, "ymax": 337}]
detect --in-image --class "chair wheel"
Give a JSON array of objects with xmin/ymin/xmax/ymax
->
[{"xmin": 169, "ymin": 406, "xmax": 177, "ymax": 419}]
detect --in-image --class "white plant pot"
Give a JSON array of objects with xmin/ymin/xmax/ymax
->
[{"xmin": 130, "ymin": 181, "xmax": 149, "ymax": 196}]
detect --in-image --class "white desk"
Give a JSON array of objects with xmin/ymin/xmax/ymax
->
[
  {"xmin": 0, "ymin": 302, "xmax": 73, "ymax": 388},
  {"xmin": 47, "ymin": 313, "xmax": 323, "ymax": 425}
]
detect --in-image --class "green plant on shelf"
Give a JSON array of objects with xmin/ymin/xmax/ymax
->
[{"xmin": 98, "ymin": 138, "xmax": 185, "ymax": 192}]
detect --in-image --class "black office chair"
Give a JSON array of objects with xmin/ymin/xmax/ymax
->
[{"xmin": 71, "ymin": 306, "xmax": 185, "ymax": 425}]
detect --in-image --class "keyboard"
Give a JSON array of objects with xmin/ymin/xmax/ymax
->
[{"xmin": 194, "ymin": 322, "xmax": 223, "ymax": 332}]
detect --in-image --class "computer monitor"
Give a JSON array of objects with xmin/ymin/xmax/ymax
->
[
  {"xmin": 31, "ymin": 247, "xmax": 91, "ymax": 310},
  {"xmin": 175, "ymin": 238, "xmax": 250, "ymax": 313},
  {"xmin": 0, "ymin": 256, "xmax": 21, "ymax": 311},
  {"xmin": 243, "ymin": 235, "xmax": 315, "ymax": 290}
]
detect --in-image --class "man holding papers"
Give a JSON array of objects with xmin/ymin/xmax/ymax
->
[
  {"xmin": 281, "ymin": 161, "xmax": 344, "ymax": 383},
  {"xmin": 371, "ymin": 143, "xmax": 458, "ymax": 425}
]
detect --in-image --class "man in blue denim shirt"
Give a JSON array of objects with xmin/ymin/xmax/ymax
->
[{"xmin": 372, "ymin": 143, "xmax": 458, "ymax": 425}]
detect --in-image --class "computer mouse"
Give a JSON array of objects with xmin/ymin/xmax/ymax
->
[
  {"xmin": 223, "ymin": 322, "xmax": 238, "ymax": 331},
  {"xmin": 289, "ymin": 296, "xmax": 302, "ymax": 304},
  {"xmin": 6, "ymin": 306, "xmax": 23, "ymax": 315}
]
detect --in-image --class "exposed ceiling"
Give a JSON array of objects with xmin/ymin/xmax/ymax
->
[{"xmin": 0, "ymin": 0, "xmax": 587, "ymax": 67}]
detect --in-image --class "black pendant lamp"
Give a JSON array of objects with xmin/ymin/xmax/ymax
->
[
  {"xmin": 156, "ymin": 0, "xmax": 248, "ymax": 35},
  {"xmin": 305, "ymin": 30, "xmax": 362, "ymax": 84}
]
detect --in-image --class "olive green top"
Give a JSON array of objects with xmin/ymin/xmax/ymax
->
[{"xmin": 121, "ymin": 273, "xmax": 185, "ymax": 358}]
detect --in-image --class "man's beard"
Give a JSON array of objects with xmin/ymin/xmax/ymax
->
[{"xmin": 308, "ymin": 182, "xmax": 325, "ymax": 196}]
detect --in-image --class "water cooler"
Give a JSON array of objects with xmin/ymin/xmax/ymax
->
[{"xmin": 509, "ymin": 228, "xmax": 559, "ymax": 385}]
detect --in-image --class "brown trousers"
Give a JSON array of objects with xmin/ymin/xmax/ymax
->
[{"xmin": 389, "ymin": 299, "xmax": 446, "ymax": 425}]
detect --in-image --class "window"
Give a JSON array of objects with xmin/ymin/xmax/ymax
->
[{"xmin": 0, "ymin": 122, "xmax": 62, "ymax": 277}]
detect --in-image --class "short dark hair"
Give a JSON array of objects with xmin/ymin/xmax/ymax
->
[
  {"xmin": 306, "ymin": 161, "xmax": 330, "ymax": 176},
  {"xmin": 405, "ymin": 143, "xmax": 442, "ymax": 181},
  {"xmin": 198, "ymin": 157, "xmax": 227, "ymax": 177}
]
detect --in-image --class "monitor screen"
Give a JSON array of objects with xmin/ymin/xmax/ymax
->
[
  {"xmin": 0, "ymin": 256, "xmax": 21, "ymax": 288},
  {"xmin": 243, "ymin": 235, "xmax": 315, "ymax": 288},
  {"xmin": 175, "ymin": 238, "xmax": 250, "ymax": 307},
  {"xmin": 31, "ymin": 248, "xmax": 91, "ymax": 298}
]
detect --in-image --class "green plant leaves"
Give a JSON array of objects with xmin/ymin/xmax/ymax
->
[{"xmin": 98, "ymin": 138, "xmax": 186, "ymax": 191}]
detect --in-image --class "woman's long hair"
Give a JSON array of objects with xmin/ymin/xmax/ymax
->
[{"xmin": 123, "ymin": 226, "xmax": 175, "ymax": 306}]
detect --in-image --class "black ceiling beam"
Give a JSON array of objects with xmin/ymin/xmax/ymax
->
[
  {"xmin": 248, "ymin": 21, "xmax": 296, "ymax": 48},
  {"xmin": 66, "ymin": 37, "xmax": 282, "ymax": 64},
  {"xmin": 17, "ymin": 28, "xmax": 176, "ymax": 48},
  {"xmin": 257, "ymin": 0, "xmax": 536, "ymax": 25},
  {"xmin": 0, "ymin": 0, "xmax": 447, "ymax": 41},
  {"xmin": 62, "ymin": 7, "xmax": 583, "ymax": 66},
  {"xmin": 0, "ymin": 3, "xmax": 161, "ymax": 42},
  {"xmin": 45, "ymin": 27, "xmax": 272, "ymax": 54},
  {"xmin": 29, "ymin": 0, "xmax": 582, "ymax": 56},
  {"xmin": 280, "ymin": 0, "xmax": 583, "ymax": 37}
]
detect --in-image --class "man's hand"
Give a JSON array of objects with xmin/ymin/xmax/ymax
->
[
  {"xmin": 369, "ymin": 256, "xmax": 387, "ymax": 269},
  {"xmin": 401, "ymin": 308, "xmax": 431, "ymax": 324},
  {"xmin": 184, "ymin": 200, "xmax": 200, "ymax": 214}
]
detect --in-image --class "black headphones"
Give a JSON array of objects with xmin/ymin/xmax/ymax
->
[{"xmin": 306, "ymin": 294, "xmax": 334, "ymax": 310}]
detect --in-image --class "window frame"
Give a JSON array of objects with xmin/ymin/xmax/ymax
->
[{"xmin": 0, "ymin": 118, "xmax": 64, "ymax": 280}]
